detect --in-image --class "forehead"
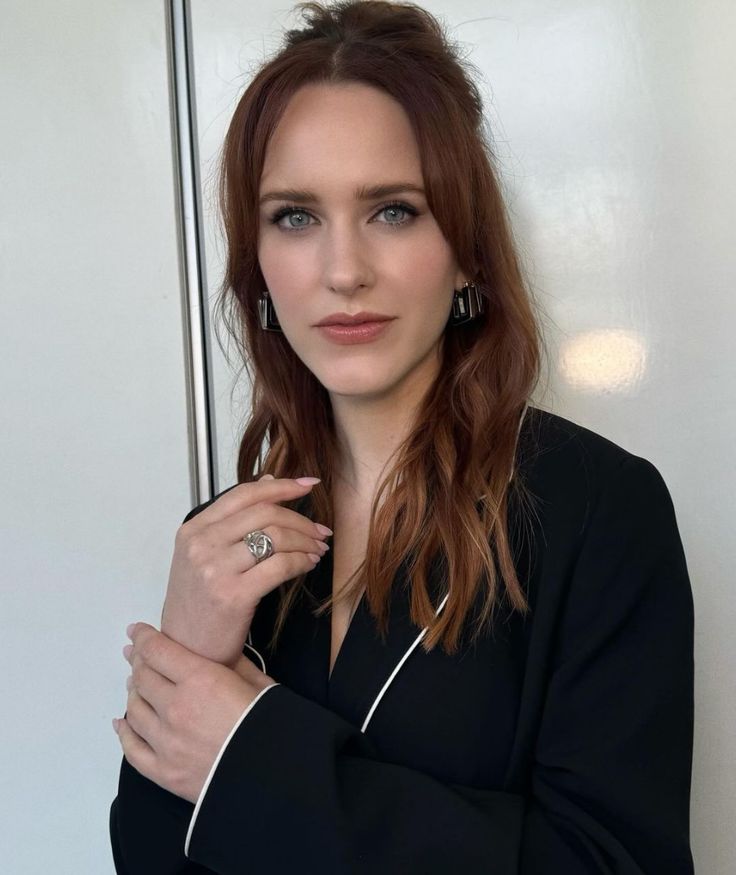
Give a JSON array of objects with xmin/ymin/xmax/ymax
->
[{"xmin": 260, "ymin": 82, "xmax": 423, "ymax": 192}]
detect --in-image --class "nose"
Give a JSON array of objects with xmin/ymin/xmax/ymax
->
[{"xmin": 320, "ymin": 222, "xmax": 374, "ymax": 296}]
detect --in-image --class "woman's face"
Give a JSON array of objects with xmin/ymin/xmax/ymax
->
[{"xmin": 257, "ymin": 81, "xmax": 468, "ymax": 402}]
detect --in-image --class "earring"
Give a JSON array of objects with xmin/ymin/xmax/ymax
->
[
  {"xmin": 258, "ymin": 289, "xmax": 282, "ymax": 331},
  {"xmin": 449, "ymin": 281, "xmax": 485, "ymax": 326}
]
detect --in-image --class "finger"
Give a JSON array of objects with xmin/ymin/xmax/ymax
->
[
  {"xmin": 184, "ymin": 478, "xmax": 321, "ymax": 527},
  {"xmin": 222, "ymin": 520, "xmax": 329, "ymax": 575},
  {"xmin": 115, "ymin": 716, "xmax": 158, "ymax": 781},
  {"xmin": 183, "ymin": 502, "xmax": 330, "ymax": 579},
  {"xmin": 131, "ymin": 658, "xmax": 175, "ymax": 714},
  {"xmin": 223, "ymin": 502, "xmax": 331, "ymax": 548},
  {"xmin": 126, "ymin": 687, "xmax": 160, "ymax": 746},
  {"xmin": 129, "ymin": 623, "xmax": 203, "ymax": 685}
]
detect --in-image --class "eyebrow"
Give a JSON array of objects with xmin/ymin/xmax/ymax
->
[{"xmin": 258, "ymin": 182, "xmax": 426, "ymax": 205}]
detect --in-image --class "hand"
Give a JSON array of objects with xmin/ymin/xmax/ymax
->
[
  {"xmin": 113, "ymin": 622, "xmax": 277, "ymax": 805},
  {"xmin": 161, "ymin": 475, "xmax": 331, "ymax": 669}
]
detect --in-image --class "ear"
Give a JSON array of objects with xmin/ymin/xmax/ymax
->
[
  {"xmin": 454, "ymin": 262, "xmax": 479, "ymax": 289},
  {"xmin": 454, "ymin": 270, "xmax": 470, "ymax": 291}
]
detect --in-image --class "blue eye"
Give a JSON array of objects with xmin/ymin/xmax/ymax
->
[
  {"xmin": 375, "ymin": 202, "xmax": 418, "ymax": 226},
  {"xmin": 270, "ymin": 207, "xmax": 312, "ymax": 230},
  {"xmin": 268, "ymin": 201, "xmax": 419, "ymax": 232}
]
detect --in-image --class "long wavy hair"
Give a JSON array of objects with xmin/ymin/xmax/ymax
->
[{"xmin": 212, "ymin": 0, "xmax": 546, "ymax": 657}]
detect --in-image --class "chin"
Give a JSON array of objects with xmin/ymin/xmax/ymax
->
[
  {"xmin": 316, "ymin": 369, "xmax": 398, "ymax": 400},
  {"xmin": 322, "ymin": 380, "xmax": 390, "ymax": 399}
]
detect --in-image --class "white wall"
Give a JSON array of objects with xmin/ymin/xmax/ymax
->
[
  {"xmin": 1, "ymin": 1, "xmax": 732, "ymax": 871},
  {"xmin": 0, "ymin": 2, "xmax": 192, "ymax": 872}
]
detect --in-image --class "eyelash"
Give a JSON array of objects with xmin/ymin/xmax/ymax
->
[{"xmin": 268, "ymin": 200, "xmax": 419, "ymax": 232}]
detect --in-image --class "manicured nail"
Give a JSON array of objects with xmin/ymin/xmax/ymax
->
[
  {"xmin": 307, "ymin": 553, "xmax": 322, "ymax": 563},
  {"xmin": 315, "ymin": 523, "xmax": 333, "ymax": 536},
  {"xmin": 295, "ymin": 477, "xmax": 321, "ymax": 485},
  {"xmin": 123, "ymin": 644, "xmax": 133, "ymax": 660},
  {"xmin": 126, "ymin": 623, "xmax": 136, "ymax": 639}
]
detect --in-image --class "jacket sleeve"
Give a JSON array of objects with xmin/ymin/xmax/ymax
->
[
  {"xmin": 109, "ymin": 493, "xmax": 239, "ymax": 875},
  {"xmin": 182, "ymin": 455, "xmax": 695, "ymax": 874},
  {"xmin": 110, "ymin": 757, "xmax": 214, "ymax": 874}
]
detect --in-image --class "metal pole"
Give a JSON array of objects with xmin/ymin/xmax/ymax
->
[{"xmin": 165, "ymin": 0, "xmax": 218, "ymax": 506}]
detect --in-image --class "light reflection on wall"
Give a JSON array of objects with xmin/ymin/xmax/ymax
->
[{"xmin": 558, "ymin": 328, "xmax": 648, "ymax": 394}]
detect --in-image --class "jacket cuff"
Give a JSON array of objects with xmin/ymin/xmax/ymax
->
[
  {"xmin": 184, "ymin": 682, "xmax": 384, "ymax": 871},
  {"xmin": 184, "ymin": 681, "xmax": 281, "ymax": 858}
]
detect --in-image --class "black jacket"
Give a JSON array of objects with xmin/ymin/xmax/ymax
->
[{"xmin": 109, "ymin": 406, "xmax": 695, "ymax": 873}]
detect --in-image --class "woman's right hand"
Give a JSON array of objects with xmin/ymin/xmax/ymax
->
[{"xmin": 159, "ymin": 476, "xmax": 331, "ymax": 670}]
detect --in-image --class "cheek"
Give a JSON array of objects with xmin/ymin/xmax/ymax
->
[
  {"xmin": 258, "ymin": 247, "xmax": 314, "ymax": 354},
  {"xmin": 401, "ymin": 257, "xmax": 456, "ymax": 328},
  {"xmin": 259, "ymin": 239, "xmax": 304, "ymax": 290},
  {"xmin": 397, "ymin": 229, "xmax": 457, "ymax": 294}
]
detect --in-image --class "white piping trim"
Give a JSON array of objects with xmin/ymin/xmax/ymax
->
[
  {"xmin": 244, "ymin": 640, "xmax": 267, "ymax": 673},
  {"xmin": 183, "ymin": 682, "xmax": 281, "ymax": 858},
  {"xmin": 360, "ymin": 591, "xmax": 451, "ymax": 733}
]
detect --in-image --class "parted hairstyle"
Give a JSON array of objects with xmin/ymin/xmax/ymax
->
[{"xmin": 212, "ymin": 0, "xmax": 547, "ymax": 656}]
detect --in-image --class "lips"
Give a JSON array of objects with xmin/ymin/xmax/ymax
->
[
  {"xmin": 315, "ymin": 312, "xmax": 394, "ymax": 326},
  {"xmin": 316, "ymin": 319, "xmax": 394, "ymax": 344},
  {"xmin": 325, "ymin": 319, "xmax": 387, "ymax": 327}
]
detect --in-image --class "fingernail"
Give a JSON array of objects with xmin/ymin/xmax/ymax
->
[
  {"xmin": 315, "ymin": 523, "xmax": 333, "ymax": 536},
  {"xmin": 307, "ymin": 552, "xmax": 322, "ymax": 563},
  {"xmin": 260, "ymin": 474, "xmax": 275, "ymax": 480},
  {"xmin": 126, "ymin": 623, "xmax": 136, "ymax": 639},
  {"xmin": 123, "ymin": 644, "xmax": 133, "ymax": 660},
  {"xmin": 295, "ymin": 477, "xmax": 321, "ymax": 485},
  {"xmin": 112, "ymin": 718, "xmax": 120, "ymax": 733}
]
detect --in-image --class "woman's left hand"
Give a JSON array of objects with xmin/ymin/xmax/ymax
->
[{"xmin": 113, "ymin": 622, "xmax": 275, "ymax": 804}]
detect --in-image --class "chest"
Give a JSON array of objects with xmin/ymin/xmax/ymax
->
[
  {"xmin": 328, "ymin": 508, "xmax": 369, "ymax": 678},
  {"xmin": 249, "ymin": 503, "xmax": 530, "ymax": 790}
]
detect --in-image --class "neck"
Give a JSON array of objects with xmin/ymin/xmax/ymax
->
[{"xmin": 329, "ymin": 343, "xmax": 441, "ymax": 502}]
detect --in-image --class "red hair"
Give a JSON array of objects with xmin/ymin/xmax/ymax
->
[{"xmin": 213, "ymin": 0, "xmax": 546, "ymax": 656}]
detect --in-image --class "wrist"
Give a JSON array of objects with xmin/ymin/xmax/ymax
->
[{"xmin": 232, "ymin": 654, "xmax": 277, "ymax": 691}]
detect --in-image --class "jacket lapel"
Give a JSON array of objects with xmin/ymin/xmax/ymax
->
[
  {"xmin": 248, "ymin": 402, "xmax": 532, "ymax": 735},
  {"xmin": 250, "ymin": 542, "xmax": 450, "ymax": 733},
  {"xmin": 321, "ymin": 549, "xmax": 450, "ymax": 731}
]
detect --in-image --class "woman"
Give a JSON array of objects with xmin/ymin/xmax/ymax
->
[{"xmin": 110, "ymin": 2, "xmax": 695, "ymax": 872}]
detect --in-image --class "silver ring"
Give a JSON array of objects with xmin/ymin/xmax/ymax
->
[{"xmin": 243, "ymin": 530, "xmax": 274, "ymax": 564}]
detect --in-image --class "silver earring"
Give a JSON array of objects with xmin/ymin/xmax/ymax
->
[
  {"xmin": 258, "ymin": 289, "xmax": 282, "ymax": 331},
  {"xmin": 449, "ymin": 281, "xmax": 485, "ymax": 326}
]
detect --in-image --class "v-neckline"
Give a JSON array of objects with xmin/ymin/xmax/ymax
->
[{"xmin": 325, "ymin": 546, "xmax": 366, "ymax": 683}]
